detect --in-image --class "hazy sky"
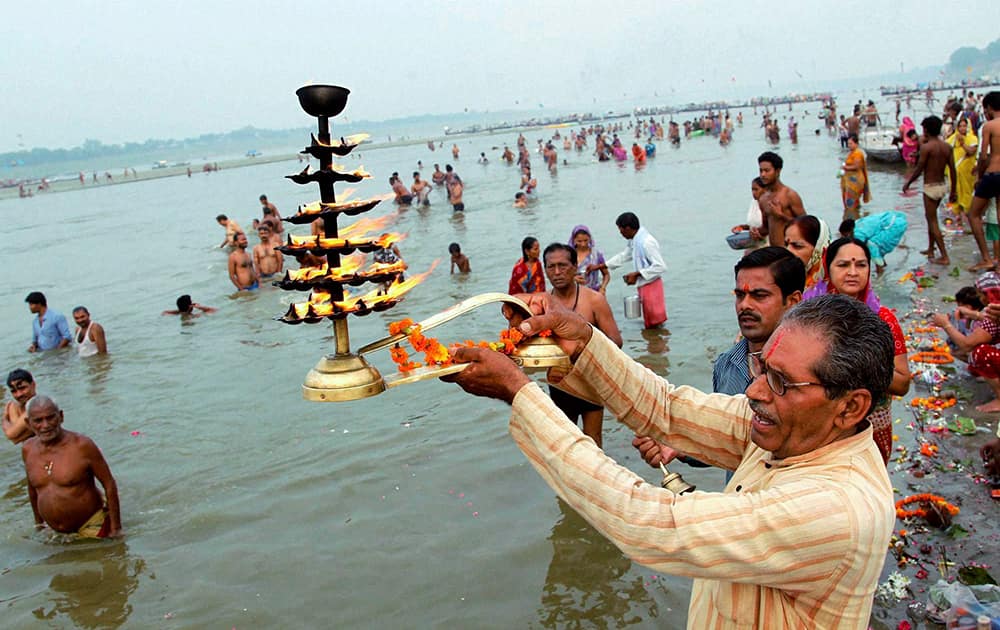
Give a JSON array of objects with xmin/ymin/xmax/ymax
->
[{"xmin": 3, "ymin": 0, "xmax": 996, "ymax": 152}]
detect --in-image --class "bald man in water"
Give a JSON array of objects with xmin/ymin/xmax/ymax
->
[{"xmin": 22, "ymin": 395, "xmax": 122, "ymax": 538}]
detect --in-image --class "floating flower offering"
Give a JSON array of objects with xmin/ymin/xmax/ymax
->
[{"xmin": 895, "ymin": 493, "xmax": 959, "ymax": 520}]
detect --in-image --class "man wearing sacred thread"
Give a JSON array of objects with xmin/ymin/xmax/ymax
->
[{"xmin": 444, "ymin": 294, "xmax": 893, "ymax": 629}]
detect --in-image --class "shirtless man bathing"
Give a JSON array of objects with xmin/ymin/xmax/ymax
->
[
  {"xmin": 22, "ymin": 395, "xmax": 122, "ymax": 538},
  {"xmin": 3, "ymin": 369, "xmax": 36, "ymax": 444},
  {"xmin": 228, "ymin": 232, "xmax": 259, "ymax": 291},
  {"xmin": 756, "ymin": 151, "xmax": 805, "ymax": 247},
  {"xmin": 539, "ymin": 243, "xmax": 622, "ymax": 447},
  {"xmin": 253, "ymin": 225, "xmax": 283, "ymax": 279},
  {"xmin": 968, "ymin": 92, "xmax": 1000, "ymax": 271},
  {"xmin": 903, "ymin": 115, "xmax": 957, "ymax": 267}
]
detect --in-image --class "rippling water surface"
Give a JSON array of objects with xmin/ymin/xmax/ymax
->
[{"xmin": 0, "ymin": 104, "xmax": 925, "ymax": 628}]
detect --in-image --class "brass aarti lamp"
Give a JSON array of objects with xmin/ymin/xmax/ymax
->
[{"xmin": 275, "ymin": 85, "xmax": 569, "ymax": 402}]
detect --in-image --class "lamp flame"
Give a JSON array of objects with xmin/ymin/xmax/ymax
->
[
  {"xmin": 339, "ymin": 210, "xmax": 399, "ymax": 238},
  {"xmin": 281, "ymin": 261, "xmax": 438, "ymax": 321}
]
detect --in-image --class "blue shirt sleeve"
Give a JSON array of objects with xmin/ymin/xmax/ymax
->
[{"xmin": 56, "ymin": 314, "xmax": 72, "ymax": 341}]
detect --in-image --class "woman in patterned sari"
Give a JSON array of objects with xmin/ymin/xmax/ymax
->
[
  {"xmin": 840, "ymin": 134, "xmax": 870, "ymax": 221},
  {"xmin": 932, "ymin": 272, "xmax": 1000, "ymax": 412},
  {"xmin": 508, "ymin": 236, "xmax": 546, "ymax": 294}
]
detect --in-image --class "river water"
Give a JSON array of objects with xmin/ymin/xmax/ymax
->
[{"xmin": 0, "ymin": 102, "xmax": 926, "ymax": 628}]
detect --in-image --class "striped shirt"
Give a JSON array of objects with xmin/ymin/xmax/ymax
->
[
  {"xmin": 712, "ymin": 337, "xmax": 752, "ymax": 396},
  {"xmin": 509, "ymin": 329, "xmax": 893, "ymax": 629}
]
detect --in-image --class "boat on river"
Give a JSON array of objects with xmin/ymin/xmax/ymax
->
[{"xmin": 860, "ymin": 126, "xmax": 902, "ymax": 163}]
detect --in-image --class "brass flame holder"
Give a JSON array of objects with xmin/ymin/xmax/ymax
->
[{"xmin": 277, "ymin": 85, "xmax": 569, "ymax": 402}]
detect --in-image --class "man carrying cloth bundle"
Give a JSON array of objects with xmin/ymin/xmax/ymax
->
[{"xmin": 603, "ymin": 212, "xmax": 667, "ymax": 328}]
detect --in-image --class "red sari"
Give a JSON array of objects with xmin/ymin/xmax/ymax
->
[{"xmin": 508, "ymin": 258, "xmax": 545, "ymax": 294}]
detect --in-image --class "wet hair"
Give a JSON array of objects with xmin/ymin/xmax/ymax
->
[
  {"xmin": 615, "ymin": 212, "xmax": 640, "ymax": 230},
  {"xmin": 781, "ymin": 294, "xmax": 893, "ymax": 410},
  {"xmin": 72, "ymin": 306, "xmax": 89, "ymax": 315},
  {"xmin": 176, "ymin": 294, "xmax": 193, "ymax": 312},
  {"xmin": 449, "ymin": 242, "xmax": 461, "ymax": 254},
  {"xmin": 956, "ymin": 286, "xmax": 985, "ymax": 310},
  {"xmin": 983, "ymin": 91, "xmax": 1000, "ymax": 111},
  {"xmin": 25, "ymin": 292, "xmax": 46, "ymax": 306},
  {"xmin": 259, "ymin": 194, "xmax": 268, "ymax": 201},
  {"xmin": 734, "ymin": 246, "xmax": 805, "ymax": 299},
  {"xmin": 216, "ymin": 214, "xmax": 228, "ymax": 221},
  {"xmin": 751, "ymin": 177, "xmax": 765, "ymax": 187},
  {"xmin": 543, "ymin": 242, "xmax": 578, "ymax": 266},
  {"xmin": 413, "ymin": 171, "xmax": 419, "ymax": 178},
  {"xmin": 839, "ymin": 218, "xmax": 856, "ymax": 236},
  {"xmin": 514, "ymin": 192, "xmax": 525, "ymax": 200},
  {"xmin": 847, "ymin": 133, "xmax": 859, "ymax": 143},
  {"xmin": 445, "ymin": 164, "xmax": 453, "ymax": 172},
  {"xmin": 788, "ymin": 215, "xmax": 821, "ymax": 248},
  {"xmin": 757, "ymin": 151, "xmax": 783, "ymax": 170},
  {"xmin": 824, "ymin": 237, "xmax": 872, "ymax": 269},
  {"xmin": 921, "ymin": 115, "xmax": 943, "ymax": 137},
  {"xmin": 6, "ymin": 369, "xmax": 33, "ymax": 387},
  {"xmin": 520, "ymin": 236, "xmax": 538, "ymax": 257},
  {"xmin": 26, "ymin": 394, "xmax": 59, "ymax": 416}
]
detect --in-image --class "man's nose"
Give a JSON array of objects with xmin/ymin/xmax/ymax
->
[{"xmin": 745, "ymin": 374, "xmax": 771, "ymax": 401}]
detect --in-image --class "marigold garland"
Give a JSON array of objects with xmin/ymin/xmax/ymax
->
[
  {"xmin": 895, "ymin": 493, "xmax": 960, "ymax": 520},
  {"xmin": 908, "ymin": 351, "xmax": 953, "ymax": 365},
  {"xmin": 387, "ymin": 318, "xmax": 547, "ymax": 372},
  {"xmin": 909, "ymin": 396, "xmax": 956, "ymax": 411}
]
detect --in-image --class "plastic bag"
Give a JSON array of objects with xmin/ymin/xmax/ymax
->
[{"xmin": 926, "ymin": 579, "xmax": 1000, "ymax": 627}]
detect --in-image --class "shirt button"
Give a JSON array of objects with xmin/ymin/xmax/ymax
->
[
  {"xmin": 764, "ymin": 463, "xmax": 772, "ymax": 469},
  {"xmin": 735, "ymin": 485, "xmax": 742, "ymax": 492}
]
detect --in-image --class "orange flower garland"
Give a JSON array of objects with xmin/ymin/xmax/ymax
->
[
  {"xmin": 909, "ymin": 396, "xmax": 956, "ymax": 411},
  {"xmin": 908, "ymin": 350, "xmax": 953, "ymax": 365},
  {"xmin": 895, "ymin": 493, "xmax": 960, "ymax": 520},
  {"xmin": 387, "ymin": 318, "xmax": 542, "ymax": 373}
]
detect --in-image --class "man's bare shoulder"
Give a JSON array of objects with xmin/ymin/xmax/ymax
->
[
  {"xmin": 579, "ymin": 285, "xmax": 609, "ymax": 306},
  {"xmin": 62, "ymin": 431, "xmax": 100, "ymax": 456}
]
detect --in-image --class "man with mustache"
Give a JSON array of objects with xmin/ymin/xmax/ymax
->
[
  {"xmin": 444, "ymin": 293, "xmax": 894, "ymax": 629},
  {"xmin": 633, "ymin": 247, "xmax": 805, "ymax": 472}
]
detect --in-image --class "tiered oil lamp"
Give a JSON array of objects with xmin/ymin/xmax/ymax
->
[{"xmin": 276, "ymin": 85, "xmax": 570, "ymax": 402}]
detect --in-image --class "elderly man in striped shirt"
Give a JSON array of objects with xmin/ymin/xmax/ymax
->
[{"xmin": 445, "ymin": 294, "xmax": 894, "ymax": 629}]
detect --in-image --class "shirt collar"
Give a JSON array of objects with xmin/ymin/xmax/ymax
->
[{"xmin": 763, "ymin": 422, "xmax": 874, "ymax": 468}]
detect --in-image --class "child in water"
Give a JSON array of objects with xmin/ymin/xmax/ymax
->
[{"xmin": 449, "ymin": 243, "xmax": 470, "ymax": 274}]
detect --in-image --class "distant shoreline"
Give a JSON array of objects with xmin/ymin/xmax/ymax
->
[{"xmin": 0, "ymin": 122, "xmax": 601, "ymax": 202}]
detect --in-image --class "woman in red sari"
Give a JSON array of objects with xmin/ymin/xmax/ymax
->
[
  {"xmin": 508, "ymin": 236, "xmax": 545, "ymax": 294},
  {"xmin": 802, "ymin": 237, "xmax": 911, "ymax": 462}
]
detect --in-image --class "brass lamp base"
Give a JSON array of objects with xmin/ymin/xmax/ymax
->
[
  {"xmin": 511, "ymin": 336, "xmax": 572, "ymax": 373},
  {"xmin": 302, "ymin": 353, "xmax": 385, "ymax": 402}
]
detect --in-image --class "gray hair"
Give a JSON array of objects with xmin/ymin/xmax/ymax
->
[
  {"xmin": 25, "ymin": 394, "xmax": 59, "ymax": 415},
  {"xmin": 781, "ymin": 295, "xmax": 893, "ymax": 410}
]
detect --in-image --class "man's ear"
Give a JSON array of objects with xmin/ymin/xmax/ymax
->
[{"xmin": 833, "ymin": 389, "xmax": 873, "ymax": 430}]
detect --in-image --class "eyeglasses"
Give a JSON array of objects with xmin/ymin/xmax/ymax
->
[{"xmin": 748, "ymin": 352, "xmax": 823, "ymax": 396}]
